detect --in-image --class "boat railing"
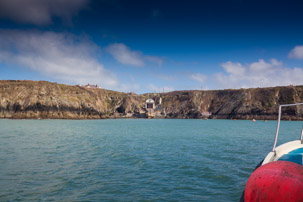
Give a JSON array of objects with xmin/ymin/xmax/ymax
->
[{"xmin": 272, "ymin": 103, "xmax": 303, "ymax": 152}]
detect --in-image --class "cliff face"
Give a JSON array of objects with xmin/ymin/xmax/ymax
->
[
  {"xmin": 1, "ymin": 80, "xmax": 303, "ymax": 120},
  {"xmin": 0, "ymin": 80, "xmax": 144, "ymax": 119},
  {"xmin": 163, "ymin": 87, "xmax": 303, "ymax": 120}
]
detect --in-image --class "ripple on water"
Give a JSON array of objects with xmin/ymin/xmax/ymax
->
[{"xmin": 0, "ymin": 119, "xmax": 291, "ymax": 202}]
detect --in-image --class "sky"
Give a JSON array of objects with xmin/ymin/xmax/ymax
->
[{"xmin": 0, "ymin": 0, "xmax": 303, "ymax": 93}]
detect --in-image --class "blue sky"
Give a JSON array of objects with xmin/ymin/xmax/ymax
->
[{"xmin": 0, "ymin": 0, "xmax": 303, "ymax": 93}]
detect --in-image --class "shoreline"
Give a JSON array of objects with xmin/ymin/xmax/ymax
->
[
  {"xmin": 1, "ymin": 117, "xmax": 301, "ymax": 121},
  {"xmin": 1, "ymin": 80, "xmax": 303, "ymax": 121}
]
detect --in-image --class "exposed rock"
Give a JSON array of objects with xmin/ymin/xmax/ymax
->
[{"xmin": 1, "ymin": 80, "xmax": 303, "ymax": 120}]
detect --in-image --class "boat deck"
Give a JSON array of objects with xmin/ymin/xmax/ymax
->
[{"xmin": 278, "ymin": 147, "xmax": 303, "ymax": 165}]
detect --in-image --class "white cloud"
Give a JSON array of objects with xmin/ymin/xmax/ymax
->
[
  {"xmin": 215, "ymin": 59, "xmax": 303, "ymax": 89},
  {"xmin": 147, "ymin": 84, "xmax": 174, "ymax": 93},
  {"xmin": 221, "ymin": 61, "xmax": 245, "ymax": 76},
  {"xmin": 190, "ymin": 73, "xmax": 207, "ymax": 84},
  {"xmin": 0, "ymin": 0, "xmax": 89, "ymax": 25},
  {"xmin": 107, "ymin": 43, "xmax": 163, "ymax": 67},
  {"xmin": 145, "ymin": 55, "xmax": 163, "ymax": 66},
  {"xmin": 0, "ymin": 30, "xmax": 118, "ymax": 88},
  {"xmin": 288, "ymin": 45, "xmax": 303, "ymax": 59},
  {"xmin": 107, "ymin": 43, "xmax": 144, "ymax": 66}
]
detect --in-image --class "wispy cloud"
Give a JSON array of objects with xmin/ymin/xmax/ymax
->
[
  {"xmin": 107, "ymin": 43, "xmax": 163, "ymax": 67},
  {"xmin": 190, "ymin": 73, "xmax": 207, "ymax": 84},
  {"xmin": 147, "ymin": 84, "xmax": 174, "ymax": 93},
  {"xmin": 214, "ymin": 59, "xmax": 303, "ymax": 89},
  {"xmin": 145, "ymin": 55, "xmax": 163, "ymax": 66},
  {"xmin": 152, "ymin": 74, "xmax": 176, "ymax": 81},
  {"xmin": 288, "ymin": 45, "xmax": 303, "ymax": 59},
  {"xmin": 119, "ymin": 83, "xmax": 141, "ymax": 92},
  {"xmin": 0, "ymin": 30, "xmax": 118, "ymax": 88},
  {"xmin": 107, "ymin": 43, "xmax": 144, "ymax": 66},
  {"xmin": 0, "ymin": 0, "xmax": 89, "ymax": 25}
]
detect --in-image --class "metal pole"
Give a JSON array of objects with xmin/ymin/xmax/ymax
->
[
  {"xmin": 271, "ymin": 103, "xmax": 303, "ymax": 152},
  {"xmin": 272, "ymin": 105, "xmax": 282, "ymax": 152},
  {"xmin": 300, "ymin": 125, "xmax": 303, "ymax": 144}
]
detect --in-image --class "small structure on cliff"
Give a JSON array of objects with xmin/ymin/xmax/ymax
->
[
  {"xmin": 144, "ymin": 99, "xmax": 155, "ymax": 118},
  {"xmin": 158, "ymin": 97, "xmax": 162, "ymax": 105},
  {"xmin": 84, "ymin": 84, "xmax": 101, "ymax": 89},
  {"xmin": 145, "ymin": 99, "xmax": 155, "ymax": 109},
  {"xmin": 141, "ymin": 96, "xmax": 166, "ymax": 118}
]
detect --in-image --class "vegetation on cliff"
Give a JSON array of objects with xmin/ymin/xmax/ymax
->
[{"xmin": 1, "ymin": 80, "xmax": 303, "ymax": 120}]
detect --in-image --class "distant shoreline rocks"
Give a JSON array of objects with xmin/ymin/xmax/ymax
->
[{"xmin": 1, "ymin": 80, "xmax": 303, "ymax": 120}]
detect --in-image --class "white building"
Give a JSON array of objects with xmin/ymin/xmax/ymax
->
[
  {"xmin": 145, "ymin": 99, "xmax": 155, "ymax": 109},
  {"xmin": 84, "ymin": 84, "xmax": 101, "ymax": 89}
]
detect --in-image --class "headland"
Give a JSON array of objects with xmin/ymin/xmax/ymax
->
[{"xmin": 1, "ymin": 80, "xmax": 303, "ymax": 120}]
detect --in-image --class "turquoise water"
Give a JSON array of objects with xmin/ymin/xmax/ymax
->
[{"xmin": 0, "ymin": 119, "xmax": 302, "ymax": 201}]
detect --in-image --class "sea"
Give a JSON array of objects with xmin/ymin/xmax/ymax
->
[{"xmin": 0, "ymin": 119, "xmax": 302, "ymax": 202}]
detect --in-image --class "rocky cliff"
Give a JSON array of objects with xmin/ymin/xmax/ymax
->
[
  {"xmin": 1, "ymin": 80, "xmax": 303, "ymax": 120},
  {"xmin": 162, "ymin": 87, "xmax": 303, "ymax": 120},
  {"xmin": 0, "ymin": 80, "xmax": 144, "ymax": 119}
]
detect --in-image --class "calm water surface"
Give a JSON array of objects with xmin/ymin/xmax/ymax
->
[{"xmin": 0, "ymin": 119, "xmax": 302, "ymax": 201}]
